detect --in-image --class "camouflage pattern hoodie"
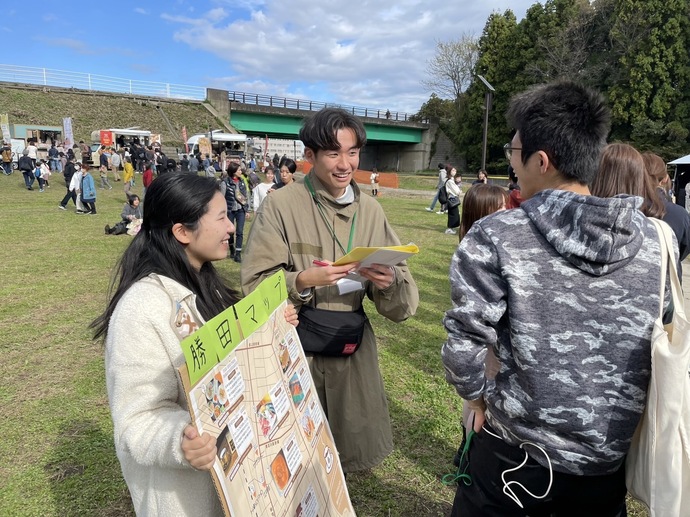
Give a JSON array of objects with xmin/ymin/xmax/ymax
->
[{"xmin": 442, "ymin": 189, "xmax": 673, "ymax": 475}]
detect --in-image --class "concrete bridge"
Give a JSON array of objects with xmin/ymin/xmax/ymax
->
[{"xmin": 207, "ymin": 89, "xmax": 438, "ymax": 172}]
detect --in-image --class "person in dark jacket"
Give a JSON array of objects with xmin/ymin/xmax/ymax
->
[
  {"xmin": 18, "ymin": 149, "xmax": 35, "ymax": 190},
  {"xmin": 643, "ymin": 151, "xmax": 690, "ymax": 262},
  {"xmin": 59, "ymin": 159, "xmax": 78, "ymax": 209},
  {"xmin": 223, "ymin": 162, "xmax": 248, "ymax": 262}
]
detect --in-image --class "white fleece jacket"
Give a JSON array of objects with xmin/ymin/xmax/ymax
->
[{"xmin": 105, "ymin": 274, "xmax": 223, "ymax": 516}]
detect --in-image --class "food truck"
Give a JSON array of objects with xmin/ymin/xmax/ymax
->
[
  {"xmin": 184, "ymin": 131, "xmax": 247, "ymax": 161},
  {"xmin": 90, "ymin": 128, "xmax": 159, "ymax": 150},
  {"xmin": 5, "ymin": 124, "xmax": 63, "ymax": 164}
]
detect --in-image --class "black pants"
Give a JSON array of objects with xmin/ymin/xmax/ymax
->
[
  {"xmin": 82, "ymin": 199, "xmax": 96, "ymax": 213},
  {"xmin": 450, "ymin": 424, "xmax": 627, "ymax": 517},
  {"xmin": 60, "ymin": 183, "xmax": 76, "ymax": 207},
  {"xmin": 447, "ymin": 203, "xmax": 460, "ymax": 229}
]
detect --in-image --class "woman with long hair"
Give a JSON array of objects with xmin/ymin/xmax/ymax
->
[
  {"xmin": 444, "ymin": 166, "xmax": 462, "ymax": 234},
  {"xmin": 223, "ymin": 162, "xmax": 249, "ymax": 263},
  {"xmin": 642, "ymin": 152, "xmax": 672, "ymax": 199},
  {"xmin": 459, "ymin": 184, "xmax": 509, "ymax": 241},
  {"xmin": 91, "ymin": 174, "xmax": 297, "ymax": 515},
  {"xmin": 642, "ymin": 151, "xmax": 690, "ymax": 261},
  {"xmin": 590, "ymin": 143, "xmax": 665, "ymax": 219}
]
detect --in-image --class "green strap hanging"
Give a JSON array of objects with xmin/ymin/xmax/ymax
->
[{"xmin": 442, "ymin": 429, "xmax": 475, "ymax": 487}]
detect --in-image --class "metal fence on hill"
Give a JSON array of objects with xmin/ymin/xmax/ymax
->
[
  {"xmin": 0, "ymin": 64, "xmax": 420, "ymax": 122},
  {"xmin": 0, "ymin": 64, "xmax": 207, "ymax": 100}
]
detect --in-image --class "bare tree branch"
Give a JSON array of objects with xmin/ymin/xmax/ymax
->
[{"xmin": 422, "ymin": 34, "xmax": 479, "ymax": 99}]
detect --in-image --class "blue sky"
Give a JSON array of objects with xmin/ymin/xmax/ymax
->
[{"xmin": 2, "ymin": 0, "xmax": 535, "ymax": 114}]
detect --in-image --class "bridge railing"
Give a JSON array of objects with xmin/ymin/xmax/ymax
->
[{"xmin": 228, "ymin": 91, "xmax": 423, "ymax": 123}]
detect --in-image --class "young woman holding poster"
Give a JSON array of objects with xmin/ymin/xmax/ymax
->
[{"xmin": 91, "ymin": 174, "xmax": 297, "ymax": 516}]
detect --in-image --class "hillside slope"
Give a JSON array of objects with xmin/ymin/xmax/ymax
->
[{"xmin": 0, "ymin": 84, "xmax": 225, "ymax": 149}]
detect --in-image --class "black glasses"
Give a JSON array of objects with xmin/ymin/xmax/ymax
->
[{"xmin": 504, "ymin": 143, "xmax": 522, "ymax": 160}]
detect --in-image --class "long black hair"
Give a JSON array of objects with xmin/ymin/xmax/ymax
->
[{"xmin": 91, "ymin": 174, "xmax": 240, "ymax": 340}]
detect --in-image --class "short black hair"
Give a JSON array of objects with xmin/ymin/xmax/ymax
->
[
  {"xmin": 507, "ymin": 81, "xmax": 610, "ymax": 185},
  {"xmin": 299, "ymin": 108, "xmax": 367, "ymax": 153},
  {"xmin": 280, "ymin": 158, "xmax": 297, "ymax": 174}
]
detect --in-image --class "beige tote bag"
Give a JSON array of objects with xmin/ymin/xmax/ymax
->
[{"xmin": 625, "ymin": 218, "xmax": 690, "ymax": 516}]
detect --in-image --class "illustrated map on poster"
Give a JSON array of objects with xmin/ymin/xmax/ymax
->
[{"xmin": 178, "ymin": 271, "xmax": 355, "ymax": 517}]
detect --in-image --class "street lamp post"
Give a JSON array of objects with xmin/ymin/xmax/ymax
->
[{"xmin": 477, "ymin": 75, "xmax": 495, "ymax": 172}]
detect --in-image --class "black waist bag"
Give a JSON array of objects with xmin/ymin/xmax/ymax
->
[{"xmin": 297, "ymin": 305, "xmax": 367, "ymax": 357}]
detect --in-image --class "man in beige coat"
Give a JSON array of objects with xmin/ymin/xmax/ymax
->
[{"xmin": 241, "ymin": 108, "xmax": 419, "ymax": 473}]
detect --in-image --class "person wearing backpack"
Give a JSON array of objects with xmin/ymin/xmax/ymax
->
[
  {"xmin": 1, "ymin": 141, "xmax": 12, "ymax": 175},
  {"xmin": 35, "ymin": 159, "xmax": 51, "ymax": 192},
  {"xmin": 437, "ymin": 173, "xmax": 449, "ymax": 206},
  {"xmin": 444, "ymin": 167, "xmax": 462, "ymax": 234}
]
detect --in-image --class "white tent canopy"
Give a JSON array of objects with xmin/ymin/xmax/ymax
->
[{"xmin": 668, "ymin": 154, "xmax": 690, "ymax": 165}]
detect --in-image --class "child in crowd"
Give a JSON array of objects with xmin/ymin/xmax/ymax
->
[
  {"xmin": 142, "ymin": 162, "xmax": 153, "ymax": 199},
  {"xmin": 123, "ymin": 157, "xmax": 134, "ymax": 197},
  {"xmin": 36, "ymin": 159, "xmax": 51, "ymax": 192},
  {"xmin": 370, "ymin": 168, "xmax": 380, "ymax": 197}
]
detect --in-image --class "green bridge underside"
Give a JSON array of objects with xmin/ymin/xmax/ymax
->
[{"xmin": 230, "ymin": 111, "xmax": 422, "ymax": 143}]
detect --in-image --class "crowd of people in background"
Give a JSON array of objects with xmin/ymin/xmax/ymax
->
[
  {"xmin": 4, "ymin": 134, "xmax": 310, "ymax": 251},
  {"xmin": 7, "ymin": 129, "xmax": 689, "ymax": 251}
]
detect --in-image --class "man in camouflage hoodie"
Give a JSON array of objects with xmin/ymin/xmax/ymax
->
[{"xmin": 442, "ymin": 81, "xmax": 673, "ymax": 516}]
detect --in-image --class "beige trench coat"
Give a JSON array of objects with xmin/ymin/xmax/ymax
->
[{"xmin": 241, "ymin": 172, "xmax": 419, "ymax": 471}]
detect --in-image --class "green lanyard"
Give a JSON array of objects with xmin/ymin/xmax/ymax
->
[{"xmin": 305, "ymin": 176, "xmax": 357, "ymax": 256}]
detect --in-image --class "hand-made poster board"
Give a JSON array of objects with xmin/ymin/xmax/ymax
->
[{"xmin": 178, "ymin": 270, "xmax": 355, "ymax": 517}]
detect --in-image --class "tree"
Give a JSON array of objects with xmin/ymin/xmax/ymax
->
[
  {"xmin": 422, "ymin": 34, "xmax": 480, "ymax": 99},
  {"xmin": 525, "ymin": 0, "xmax": 597, "ymax": 83},
  {"xmin": 414, "ymin": 0, "xmax": 690, "ymax": 170},
  {"xmin": 607, "ymin": 0, "xmax": 690, "ymax": 140},
  {"xmin": 455, "ymin": 11, "xmax": 524, "ymax": 172},
  {"xmin": 411, "ymin": 94, "xmax": 456, "ymax": 123}
]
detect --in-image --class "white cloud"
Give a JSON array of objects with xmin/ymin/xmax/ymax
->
[
  {"xmin": 42, "ymin": 38, "xmax": 97, "ymax": 56},
  {"xmin": 164, "ymin": 0, "xmax": 536, "ymax": 113},
  {"xmin": 134, "ymin": 7, "xmax": 149, "ymax": 15}
]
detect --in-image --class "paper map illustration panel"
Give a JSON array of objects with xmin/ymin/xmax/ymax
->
[{"xmin": 179, "ymin": 271, "xmax": 355, "ymax": 517}]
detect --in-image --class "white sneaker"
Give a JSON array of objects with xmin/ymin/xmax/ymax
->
[
  {"xmin": 444, "ymin": 228, "xmax": 457, "ymax": 234},
  {"xmin": 425, "ymin": 207, "xmax": 433, "ymax": 212},
  {"xmin": 436, "ymin": 210, "xmax": 445, "ymax": 215}
]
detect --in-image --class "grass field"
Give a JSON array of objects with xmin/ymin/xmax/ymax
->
[{"xmin": 0, "ymin": 171, "xmax": 647, "ymax": 516}]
